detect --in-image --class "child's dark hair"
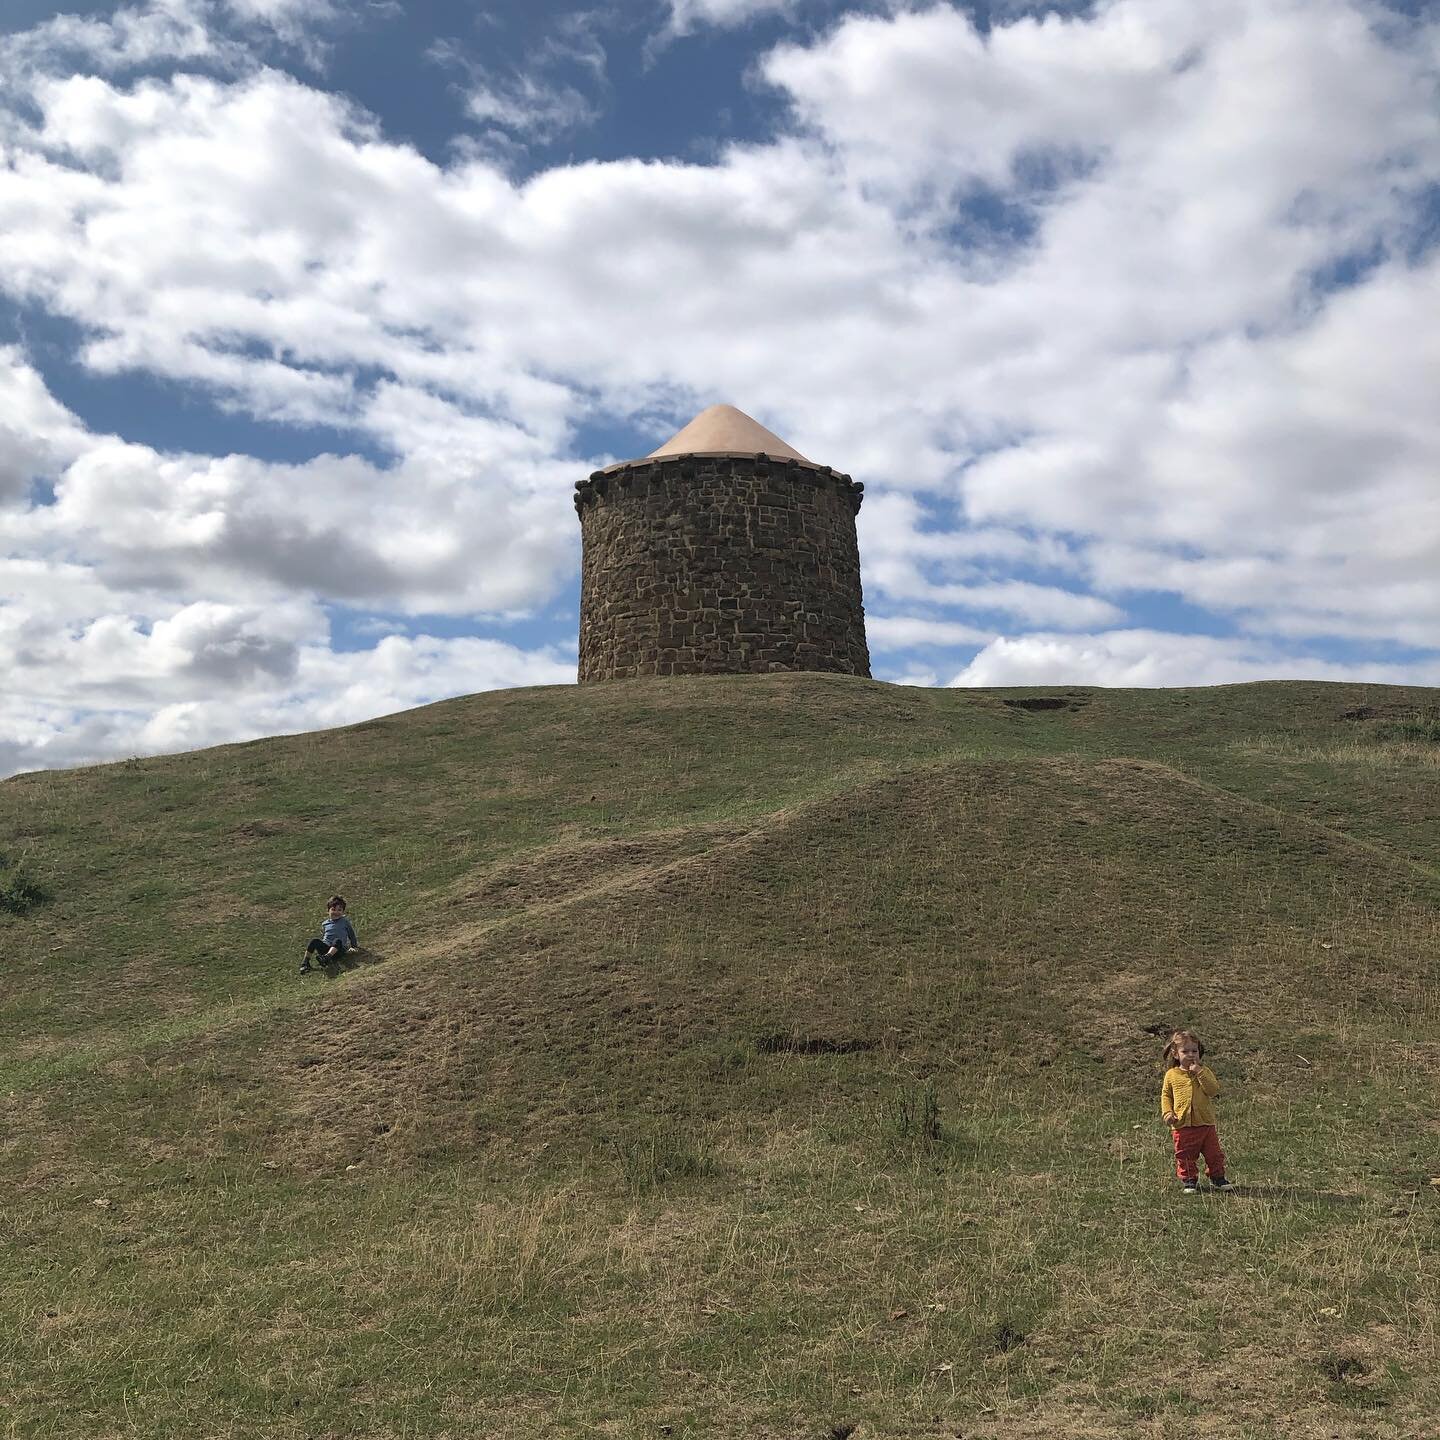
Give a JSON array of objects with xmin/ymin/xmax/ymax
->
[
  {"xmin": 327, "ymin": 894, "xmax": 347, "ymax": 910},
  {"xmin": 1163, "ymin": 1029, "xmax": 1205, "ymax": 1065}
]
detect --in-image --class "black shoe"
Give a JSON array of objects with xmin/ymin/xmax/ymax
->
[
  {"xmin": 299, "ymin": 962, "xmax": 312, "ymax": 974},
  {"xmin": 1210, "ymin": 1176, "xmax": 1234, "ymax": 1191},
  {"xmin": 1182, "ymin": 1181, "xmax": 1199, "ymax": 1194}
]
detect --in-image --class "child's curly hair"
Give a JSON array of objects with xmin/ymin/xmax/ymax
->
[{"xmin": 1162, "ymin": 1029, "xmax": 1205, "ymax": 1065}]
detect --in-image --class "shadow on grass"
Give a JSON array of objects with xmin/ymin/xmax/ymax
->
[
  {"xmin": 1223, "ymin": 1183, "xmax": 1370, "ymax": 1207},
  {"xmin": 319, "ymin": 947, "xmax": 385, "ymax": 980}
]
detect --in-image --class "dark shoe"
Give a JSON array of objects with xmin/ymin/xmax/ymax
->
[
  {"xmin": 1210, "ymin": 1176, "xmax": 1234, "ymax": 1191},
  {"xmin": 1182, "ymin": 1181, "xmax": 1199, "ymax": 1194},
  {"xmin": 299, "ymin": 962, "xmax": 312, "ymax": 974}
]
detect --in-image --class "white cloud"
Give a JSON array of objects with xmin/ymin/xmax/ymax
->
[
  {"xmin": 0, "ymin": 626, "xmax": 573, "ymax": 778},
  {"xmin": 15, "ymin": 434, "xmax": 574, "ymax": 616},
  {"xmin": 0, "ymin": 67, "xmax": 905, "ymax": 446},
  {"xmin": 859, "ymin": 491, "xmax": 1079, "ymax": 571},
  {"xmin": 869, "ymin": 564, "xmax": 1125, "ymax": 628},
  {"xmin": 465, "ymin": 74, "xmax": 599, "ymax": 143},
  {"xmin": 951, "ymin": 630, "xmax": 1440, "ymax": 689},
  {"xmin": 0, "ymin": 598, "xmax": 312, "ymax": 702},
  {"xmin": 6, "ymin": 0, "xmax": 1435, "ymax": 506},
  {"xmin": 665, "ymin": 0, "xmax": 795, "ymax": 38},
  {"xmin": 443, "ymin": 12, "xmax": 609, "ymax": 148},
  {"xmin": 0, "ymin": 0, "xmax": 225, "ymax": 78},
  {"xmin": 0, "ymin": 353, "xmax": 576, "ymax": 776},
  {"xmin": 867, "ymin": 615, "xmax": 994, "ymax": 650},
  {"xmin": 764, "ymin": 3, "xmax": 1174, "ymax": 192},
  {"xmin": 877, "ymin": 664, "xmax": 941, "ymax": 688},
  {"xmin": 988, "ymin": 251, "xmax": 1440, "ymax": 646},
  {"xmin": 9, "ymin": 0, "xmax": 1426, "ymax": 525},
  {"xmin": 0, "ymin": 0, "xmax": 350, "ymax": 87},
  {"xmin": 222, "ymin": 0, "xmax": 337, "ymax": 27},
  {"xmin": 0, "ymin": 348, "xmax": 92, "ymax": 505},
  {"xmin": 765, "ymin": 1, "xmax": 1437, "ymax": 220},
  {"xmin": 857, "ymin": 490, "xmax": 1095, "ymax": 631}
]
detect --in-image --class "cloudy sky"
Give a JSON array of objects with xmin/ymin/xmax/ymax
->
[{"xmin": 2, "ymin": 0, "xmax": 1437, "ymax": 775}]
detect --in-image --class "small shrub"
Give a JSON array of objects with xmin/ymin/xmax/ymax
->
[
  {"xmin": 0, "ymin": 858, "xmax": 51, "ymax": 916},
  {"xmin": 866, "ymin": 1081, "xmax": 965, "ymax": 1168},
  {"xmin": 1318, "ymin": 1355, "xmax": 1370, "ymax": 1383},
  {"xmin": 989, "ymin": 1322, "xmax": 1027, "ymax": 1353},
  {"xmin": 1317, "ymin": 1353, "xmax": 1395, "ymax": 1411},
  {"xmin": 615, "ymin": 1131, "xmax": 719, "ymax": 1195},
  {"xmin": 892, "ymin": 1081, "xmax": 943, "ymax": 1145}
]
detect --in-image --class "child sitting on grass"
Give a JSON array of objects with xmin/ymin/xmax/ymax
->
[
  {"xmin": 1161, "ymin": 1029, "xmax": 1233, "ymax": 1195},
  {"xmin": 300, "ymin": 894, "xmax": 358, "ymax": 974}
]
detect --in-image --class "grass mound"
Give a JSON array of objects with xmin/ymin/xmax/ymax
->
[
  {"xmin": 2, "ymin": 673, "xmax": 1437, "ymax": 1438},
  {"xmin": 245, "ymin": 753, "xmax": 1435, "ymax": 1174}
]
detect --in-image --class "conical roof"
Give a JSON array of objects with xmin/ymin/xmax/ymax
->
[{"xmin": 646, "ymin": 404, "xmax": 812, "ymax": 464}]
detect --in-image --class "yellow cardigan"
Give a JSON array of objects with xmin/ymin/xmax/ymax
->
[{"xmin": 1161, "ymin": 1065, "xmax": 1221, "ymax": 1127}]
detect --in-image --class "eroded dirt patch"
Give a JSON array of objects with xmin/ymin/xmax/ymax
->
[{"xmin": 1002, "ymin": 694, "xmax": 1092, "ymax": 713}]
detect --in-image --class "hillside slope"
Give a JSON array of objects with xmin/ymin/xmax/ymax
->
[
  {"xmin": 252, "ymin": 751, "xmax": 1436, "ymax": 1170},
  {"xmin": 2, "ymin": 674, "xmax": 1437, "ymax": 1439}
]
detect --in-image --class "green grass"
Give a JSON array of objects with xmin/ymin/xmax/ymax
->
[{"xmin": 1, "ymin": 673, "xmax": 1438, "ymax": 1438}]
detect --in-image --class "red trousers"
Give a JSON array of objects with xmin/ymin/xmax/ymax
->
[{"xmin": 1172, "ymin": 1124, "xmax": 1226, "ymax": 1182}]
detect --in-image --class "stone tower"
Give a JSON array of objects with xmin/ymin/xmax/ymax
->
[{"xmin": 574, "ymin": 404, "xmax": 870, "ymax": 682}]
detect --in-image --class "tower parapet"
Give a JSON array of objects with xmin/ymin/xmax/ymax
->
[{"xmin": 575, "ymin": 405, "xmax": 870, "ymax": 683}]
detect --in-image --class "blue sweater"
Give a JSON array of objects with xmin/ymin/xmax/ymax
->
[{"xmin": 322, "ymin": 916, "xmax": 357, "ymax": 948}]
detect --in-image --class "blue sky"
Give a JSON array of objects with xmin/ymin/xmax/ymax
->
[{"xmin": 1, "ymin": 0, "xmax": 1437, "ymax": 774}]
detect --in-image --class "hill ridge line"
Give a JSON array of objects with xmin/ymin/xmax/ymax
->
[
  {"xmin": 291, "ymin": 755, "xmax": 978, "ymax": 991},
  {"xmin": 1108, "ymin": 757, "xmax": 1440, "ymax": 885},
  {"xmin": 6, "ymin": 764, "xmax": 917, "ymax": 1086},
  {"xmin": 322, "ymin": 750, "xmax": 1435, "ymax": 987}
]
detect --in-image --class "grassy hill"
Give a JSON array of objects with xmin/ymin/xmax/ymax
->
[{"xmin": 2, "ymin": 674, "xmax": 1437, "ymax": 1439}]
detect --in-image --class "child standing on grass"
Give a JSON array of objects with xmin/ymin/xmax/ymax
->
[
  {"xmin": 300, "ymin": 894, "xmax": 358, "ymax": 974},
  {"xmin": 1161, "ymin": 1030, "xmax": 1233, "ymax": 1195}
]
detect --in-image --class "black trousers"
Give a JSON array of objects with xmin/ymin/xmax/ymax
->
[{"xmin": 305, "ymin": 938, "xmax": 354, "ymax": 957}]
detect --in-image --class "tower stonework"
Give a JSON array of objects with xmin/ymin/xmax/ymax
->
[{"xmin": 574, "ymin": 405, "xmax": 870, "ymax": 683}]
